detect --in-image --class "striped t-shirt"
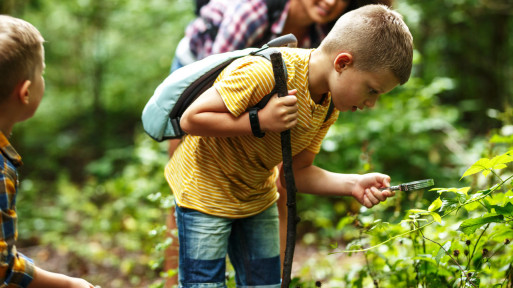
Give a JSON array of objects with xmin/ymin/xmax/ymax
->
[{"xmin": 165, "ymin": 47, "xmax": 339, "ymax": 218}]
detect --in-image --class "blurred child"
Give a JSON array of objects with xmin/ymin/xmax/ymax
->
[{"xmin": 0, "ymin": 15, "xmax": 95, "ymax": 288}]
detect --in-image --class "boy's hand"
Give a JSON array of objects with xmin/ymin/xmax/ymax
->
[
  {"xmin": 351, "ymin": 173, "xmax": 394, "ymax": 208},
  {"xmin": 68, "ymin": 277, "xmax": 96, "ymax": 288},
  {"xmin": 259, "ymin": 89, "xmax": 298, "ymax": 133}
]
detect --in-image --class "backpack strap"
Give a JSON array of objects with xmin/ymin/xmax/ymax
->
[
  {"xmin": 250, "ymin": 47, "xmax": 287, "ymax": 110},
  {"xmin": 248, "ymin": 33, "xmax": 295, "ymax": 109},
  {"xmin": 252, "ymin": 35, "xmax": 334, "ymax": 123},
  {"xmin": 324, "ymin": 100, "xmax": 335, "ymax": 122}
]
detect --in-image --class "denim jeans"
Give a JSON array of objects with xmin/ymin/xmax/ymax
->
[{"xmin": 175, "ymin": 204, "xmax": 281, "ymax": 288}]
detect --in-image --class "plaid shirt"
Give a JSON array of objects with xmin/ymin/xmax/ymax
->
[
  {"xmin": 185, "ymin": 0, "xmax": 328, "ymax": 60},
  {"xmin": 0, "ymin": 131, "xmax": 34, "ymax": 287}
]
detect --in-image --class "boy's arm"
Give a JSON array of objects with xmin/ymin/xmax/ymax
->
[
  {"xmin": 289, "ymin": 149, "xmax": 395, "ymax": 208},
  {"xmin": 180, "ymin": 86, "xmax": 298, "ymax": 137},
  {"xmin": 28, "ymin": 267, "xmax": 94, "ymax": 288}
]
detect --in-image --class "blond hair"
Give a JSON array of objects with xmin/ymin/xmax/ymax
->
[
  {"xmin": 0, "ymin": 15, "xmax": 44, "ymax": 101},
  {"xmin": 319, "ymin": 4, "xmax": 413, "ymax": 85}
]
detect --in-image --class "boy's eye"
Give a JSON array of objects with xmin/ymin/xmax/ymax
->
[{"xmin": 369, "ymin": 89, "xmax": 378, "ymax": 95}]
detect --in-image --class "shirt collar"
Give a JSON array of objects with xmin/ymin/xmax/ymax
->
[{"xmin": 0, "ymin": 131, "xmax": 23, "ymax": 167}]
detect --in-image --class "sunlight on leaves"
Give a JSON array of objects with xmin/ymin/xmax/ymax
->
[
  {"xmin": 461, "ymin": 158, "xmax": 491, "ymax": 179},
  {"xmin": 428, "ymin": 197, "xmax": 443, "ymax": 212},
  {"xmin": 408, "ymin": 209, "xmax": 442, "ymax": 224},
  {"xmin": 461, "ymin": 152, "xmax": 513, "ymax": 179},
  {"xmin": 432, "ymin": 187, "xmax": 471, "ymax": 196}
]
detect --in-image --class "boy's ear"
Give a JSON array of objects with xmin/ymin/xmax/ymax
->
[
  {"xmin": 333, "ymin": 53, "xmax": 353, "ymax": 72},
  {"xmin": 17, "ymin": 80, "xmax": 32, "ymax": 104}
]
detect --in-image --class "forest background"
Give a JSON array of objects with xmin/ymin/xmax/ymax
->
[{"xmin": 1, "ymin": 0, "xmax": 512, "ymax": 287}]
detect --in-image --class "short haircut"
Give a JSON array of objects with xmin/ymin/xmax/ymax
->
[
  {"xmin": 0, "ymin": 15, "xmax": 44, "ymax": 102},
  {"xmin": 319, "ymin": 4, "xmax": 413, "ymax": 85}
]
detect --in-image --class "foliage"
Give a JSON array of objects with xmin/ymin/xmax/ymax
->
[
  {"xmin": 2, "ymin": 0, "xmax": 513, "ymax": 287},
  {"xmin": 299, "ymin": 64, "xmax": 477, "ymax": 248},
  {"xmin": 17, "ymin": 132, "xmax": 172, "ymax": 286},
  {"xmin": 6, "ymin": 1, "xmax": 193, "ymax": 286},
  {"xmin": 327, "ymin": 133, "xmax": 513, "ymax": 287},
  {"xmin": 13, "ymin": 0, "xmax": 194, "ymax": 183},
  {"xmin": 395, "ymin": 0, "xmax": 513, "ymax": 134}
]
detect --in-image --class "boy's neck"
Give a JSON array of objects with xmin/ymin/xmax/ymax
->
[
  {"xmin": 0, "ymin": 109, "xmax": 14, "ymax": 137},
  {"xmin": 308, "ymin": 49, "xmax": 330, "ymax": 104}
]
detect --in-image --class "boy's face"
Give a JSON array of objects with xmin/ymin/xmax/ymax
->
[
  {"xmin": 300, "ymin": 0, "xmax": 350, "ymax": 24},
  {"xmin": 329, "ymin": 63, "xmax": 399, "ymax": 112}
]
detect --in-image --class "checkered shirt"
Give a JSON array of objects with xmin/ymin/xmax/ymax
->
[{"xmin": 0, "ymin": 131, "xmax": 34, "ymax": 287}]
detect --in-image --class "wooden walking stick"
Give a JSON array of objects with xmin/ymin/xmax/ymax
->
[{"xmin": 270, "ymin": 52, "xmax": 298, "ymax": 288}]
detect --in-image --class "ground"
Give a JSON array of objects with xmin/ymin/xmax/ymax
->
[{"xmin": 21, "ymin": 243, "xmax": 364, "ymax": 288}]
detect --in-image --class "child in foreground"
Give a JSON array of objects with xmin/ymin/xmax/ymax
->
[
  {"xmin": 166, "ymin": 4, "xmax": 413, "ymax": 287},
  {"xmin": 0, "ymin": 15, "xmax": 95, "ymax": 288}
]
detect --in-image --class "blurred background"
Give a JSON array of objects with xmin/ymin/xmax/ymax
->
[{"xmin": 1, "ymin": 0, "xmax": 512, "ymax": 287}]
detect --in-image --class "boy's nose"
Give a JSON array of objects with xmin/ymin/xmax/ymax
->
[{"xmin": 365, "ymin": 97, "xmax": 378, "ymax": 108}]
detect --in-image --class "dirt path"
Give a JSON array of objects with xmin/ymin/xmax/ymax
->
[{"xmin": 21, "ymin": 243, "xmax": 364, "ymax": 288}]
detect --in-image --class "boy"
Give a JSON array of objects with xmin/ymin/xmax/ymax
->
[
  {"xmin": 166, "ymin": 4, "xmax": 412, "ymax": 287},
  {"xmin": 0, "ymin": 15, "xmax": 95, "ymax": 288}
]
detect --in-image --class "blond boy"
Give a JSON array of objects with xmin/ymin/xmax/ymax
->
[
  {"xmin": 165, "ymin": 4, "xmax": 412, "ymax": 287},
  {"xmin": 0, "ymin": 15, "xmax": 95, "ymax": 288}
]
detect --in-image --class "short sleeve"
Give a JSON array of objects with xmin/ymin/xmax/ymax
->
[{"xmin": 214, "ymin": 56, "xmax": 276, "ymax": 117}]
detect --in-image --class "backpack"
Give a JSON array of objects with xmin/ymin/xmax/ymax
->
[{"xmin": 141, "ymin": 34, "xmax": 297, "ymax": 142}]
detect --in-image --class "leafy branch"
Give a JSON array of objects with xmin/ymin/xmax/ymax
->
[{"xmin": 332, "ymin": 150, "xmax": 513, "ymax": 255}]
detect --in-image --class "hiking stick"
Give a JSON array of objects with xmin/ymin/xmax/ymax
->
[{"xmin": 270, "ymin": 52, "xmax": 298, "ymax": 288}]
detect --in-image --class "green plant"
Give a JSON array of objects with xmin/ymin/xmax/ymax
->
[{"xmin": 332, "ymin": 142, "xmax": 513, "ymax": 287}]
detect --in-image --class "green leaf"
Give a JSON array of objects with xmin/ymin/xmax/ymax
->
[
  {"xmin": 428, "ymin": 197, "xmax": 443, "ymax": 212},
  {"xmin": 432, "ymin": 187, "xmax": 470, "ymax": 196},
  {"xmin": 412, "ymin": 254, "xmax": 438, "ymax": 266},
  {"xmin": 435, "ymin": 241, "xmax": 451, "ymax": 264},
  {"xmin": 440, "ymin": 198, "xmax": 460, "ymax": 211},
  {"xmin": 461, "ymin": 158, "xmax": 491, "ymax": 179},
  {"xmin": 458, "ymin": 214, "xmax": 504, "ymax": 235},
  {"xmin": 408, "ymin": 209, "xmax": 442, "ymax": 223},
  {"xmin": 430, "ymin": 212, "xmax": 442, "ymax": 223},
  {"xmin": 409, "ymin": 208, "xmax": 427, "ymax": 214},
  {"xmin": 461, "ymin": 153, "xmax": 513, "ymax": 179},
  {"xmin": 457, "ymin": 187, "xmax": 471, "ymax": 196},
  {"xmin": 463, "ymin": 200, "xmax": 481, "ymax": 212},
  {"xmin": 489, "ymin": 153, "xmax": 513, "ymax": 167},
  {"xmin": 491, "ymin": 203, "xmax": 513, "ymax": 217}
]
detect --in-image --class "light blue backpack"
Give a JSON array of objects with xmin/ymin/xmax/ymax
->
[{"xmin": 141, "ymin": 34, "xmax": 297, "ymax": 142}]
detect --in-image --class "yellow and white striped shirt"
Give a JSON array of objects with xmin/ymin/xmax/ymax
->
[{"xmin": 165, "ymin": 48, "xmax": 339, "ymax": 218}]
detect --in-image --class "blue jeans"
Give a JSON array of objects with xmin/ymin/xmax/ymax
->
[{"xmin": 175, "ymin": 204, "xmax": 281, "ymax": 288}]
